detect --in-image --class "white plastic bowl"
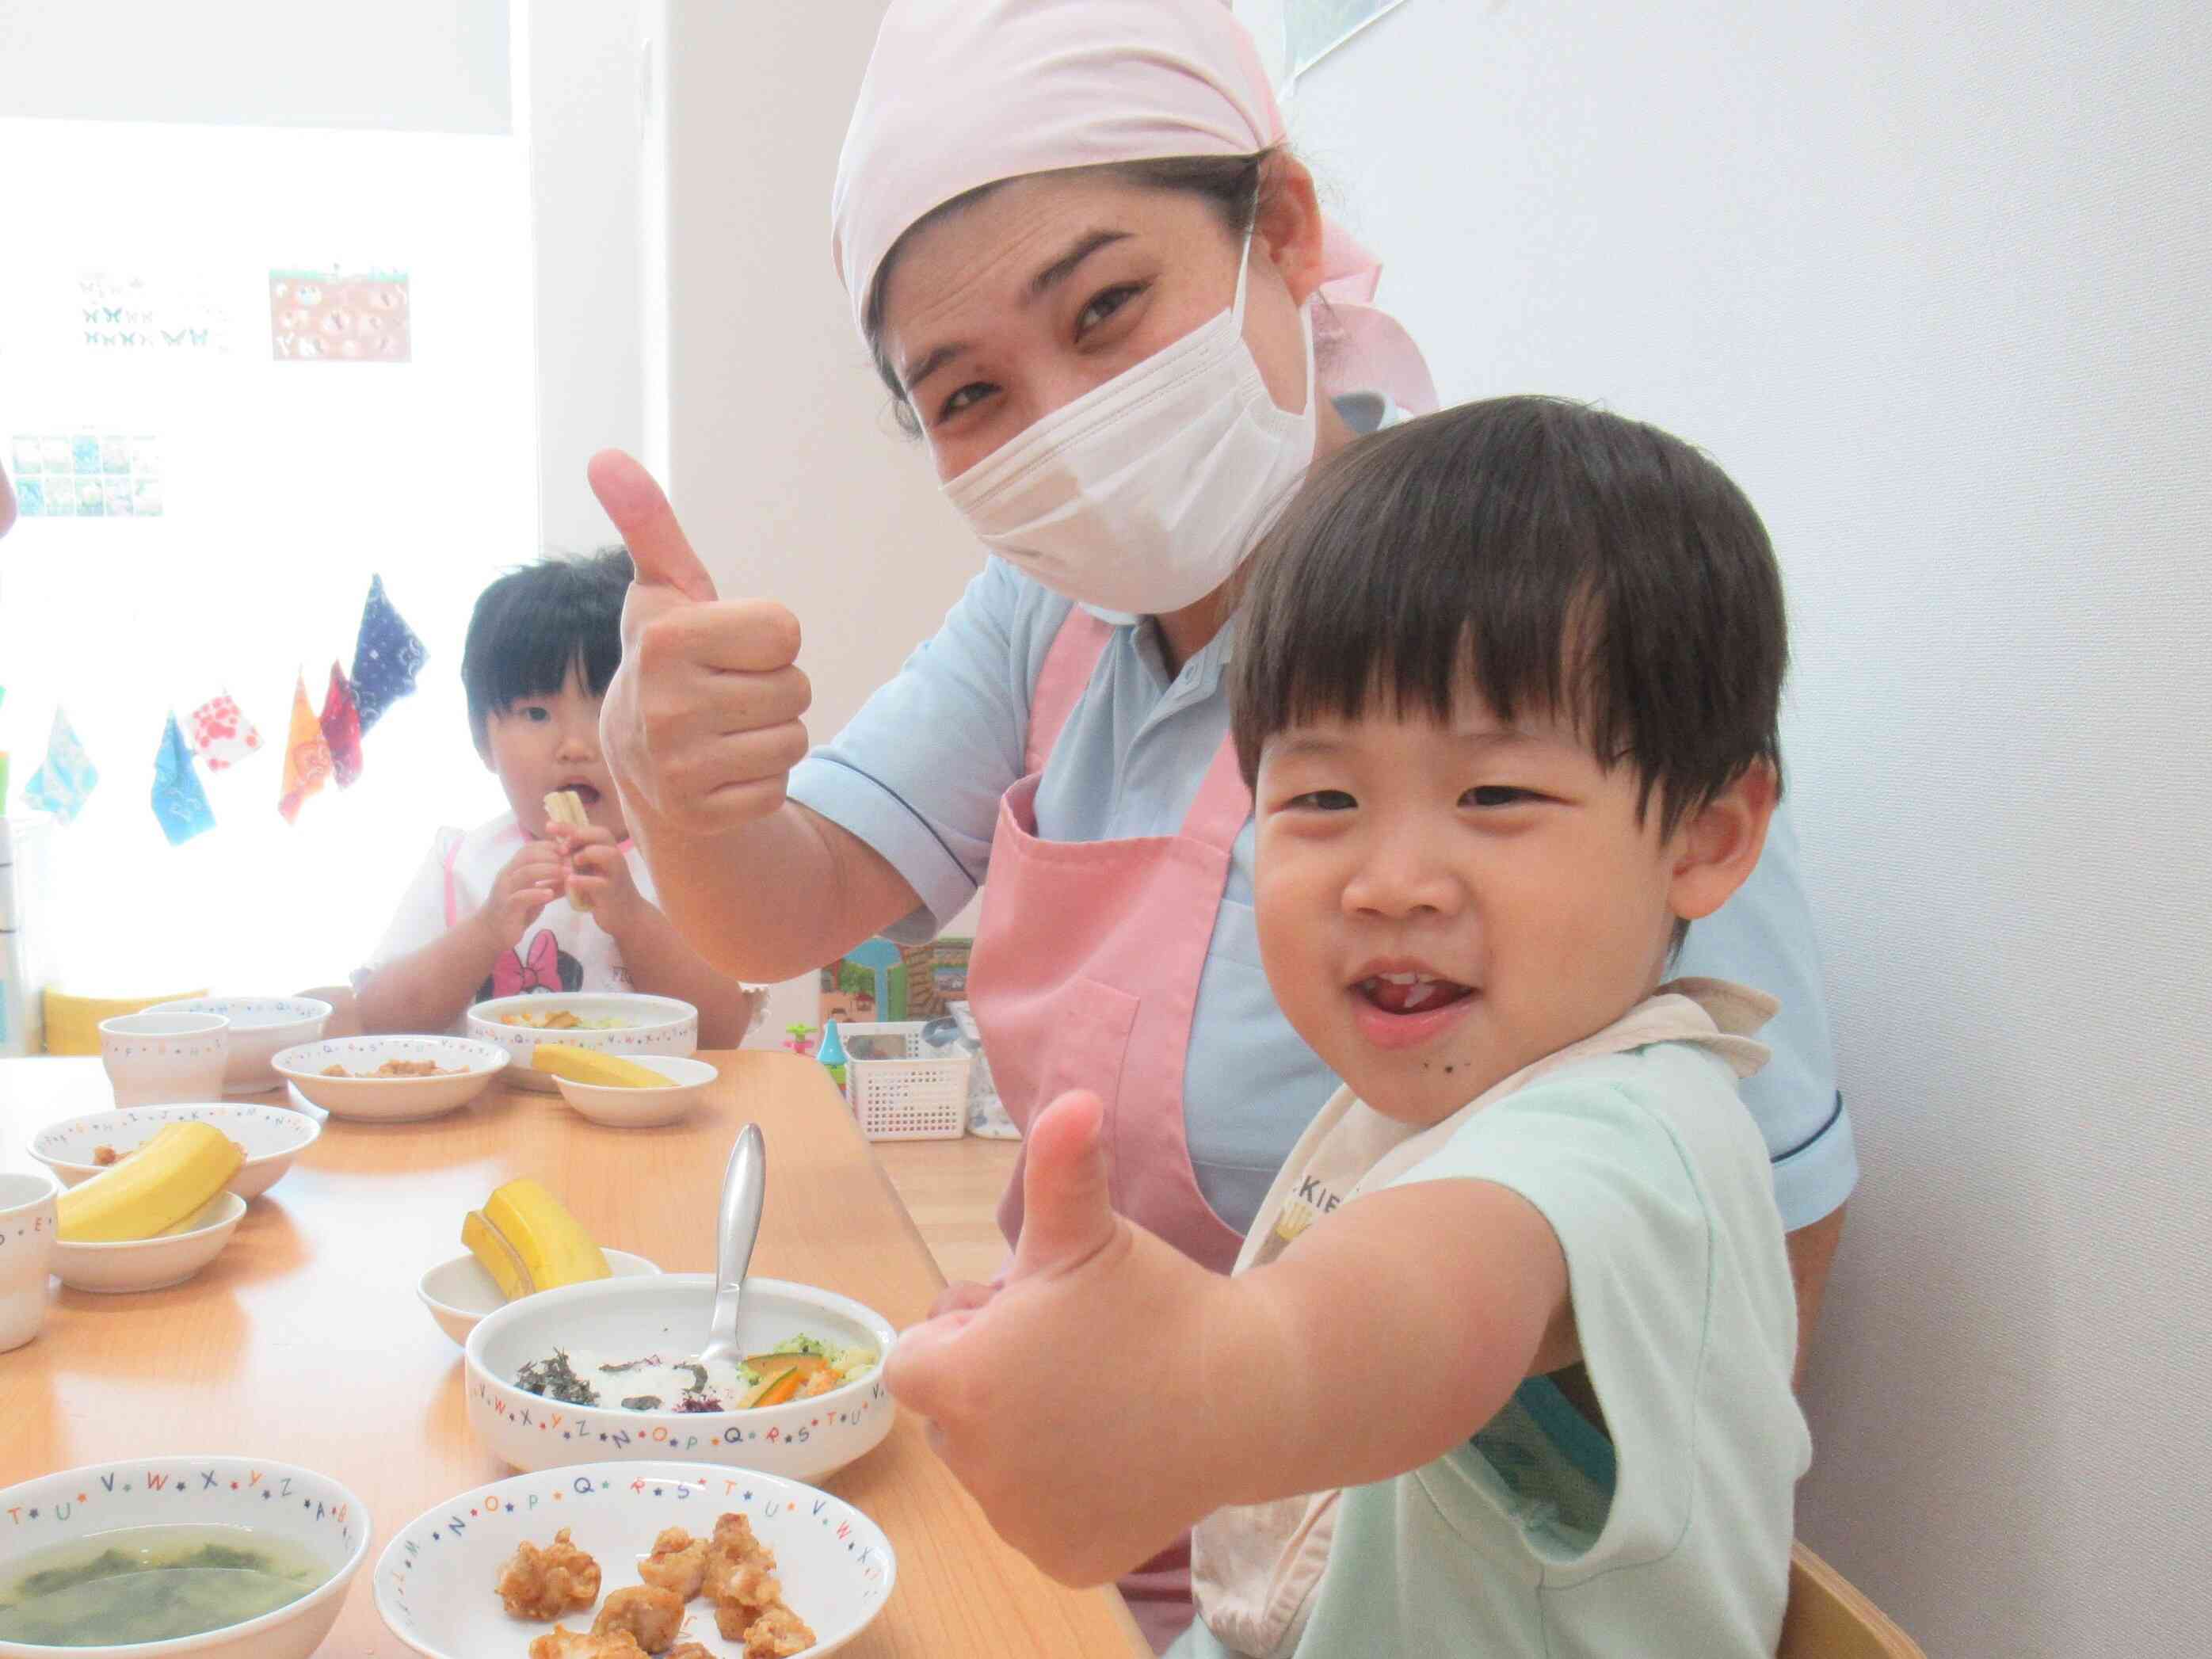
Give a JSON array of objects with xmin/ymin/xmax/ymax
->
[
  {"xmin": 146, "ymin": 997, "xmax": 334, "ymax": 1094},
  {"xmin": 375, "ymin": 1460, "xmax": 891, "ymax": 1659},
  {"xmin": 465, "ymin": 1275, "xmax": 896, "ymax": 1484},
  {"xmin": 31, "ymin": 1101, "xmax": 322, "ymax": 1202},
  {"xmin": 0, "ymin": 1455, "xmax": 370, "ymax": 1659},
  {"xmin": 466, "ymin": 993, "xmax": 698, "ymax": 1093},
  {"xmin": 549, "ymin": 1054, "xmax": 719, "ymax": 1127},
  {"xmin": 51, "ymin": 1191, "xmax": 249, "ymax": 1294},
  {"xmin": 417, "ymin": 1248, "xmax": 662, "ymax": 1347},
  {"xmin": 270, "ymin": 1036, "xmax": 509, "ymax": 1122}
]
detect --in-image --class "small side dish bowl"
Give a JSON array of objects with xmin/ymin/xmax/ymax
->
[
  {"xmin": 466, "ymin": 993, "xmax": 699, "ymax": 1094},
  {"xmin": 270, "ymin": 1036, "xmax": 509, "ymax": 1122},
  {"xmin": 31, "ymin": 1101, "xmax": 322, "ymax": 1202},
  {"xmin": 50, "ymin": 1191, "xmax": 249, "ymax": 1294},
  {"xmin": 0, "ymin": 1455, "xmax": 369, "ymax": 1659},
  {"xmin": 145, "ymin": 997, "xmax": 334, "ymax": 1094},
  {"xmin": 375, "ymin": 1460, "xmax": 892, "ymax": 1659},
  {"xmin": 465, "ymin": 1274, "xmax": 897, "ymax": 1484},
  {"xmin": 550, "ymin": 1055, "xmax": 719, "ymax": 1128},
  {"xmin": 418, "ymin": 1249, "xmax": 662, "ymax": 1348}
]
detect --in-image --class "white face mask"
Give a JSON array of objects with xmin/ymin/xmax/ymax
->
[{"xmin": 940, "ymin": 232, "xmax": 1318, "ymax": 618}]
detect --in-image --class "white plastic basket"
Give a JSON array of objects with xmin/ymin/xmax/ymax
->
[{"xmin": 836, "ymin": 1020, "xmax": 971, "ymax": 1141}]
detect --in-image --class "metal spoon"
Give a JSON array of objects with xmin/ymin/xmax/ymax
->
[{"xmin": 700, "ymin": 1123, "xmax": 765, "ymax": 1376}]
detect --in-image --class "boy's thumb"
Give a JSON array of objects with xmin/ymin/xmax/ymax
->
[
  {"xmin": 1009, "ymin": 1090, "xmax": 1116, "ymax": 1282},
  {"xmin": 587, "ymin": 448, "xmax": 719, "ymax": 603}
]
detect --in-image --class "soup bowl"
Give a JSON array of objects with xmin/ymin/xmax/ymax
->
[
  {"xmin": 0, "ymin": 1455, "xmax": 370, "ymax": 1658},
  {"xmin": 465, "ymin": 1274, "xmax": 896, "ymax": 1484}
]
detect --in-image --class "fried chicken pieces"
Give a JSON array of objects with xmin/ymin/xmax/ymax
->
[
  {"xmin": 499, "ymin": 1516, "xmax": 814, "ymax": 1658},
  {"xmin": 528, "ymin": 1630, "xmax": 646, "ymax": 1659},
  {"xmin": 595, "ymin": 1586, "xmax": 687, "ymax": 1653},
  {"xmin": 638, "ymin": 1527, "xmax": 710, "ymax": 1600},
  {"xmin": 692, "ymin": 1513, "xmax": 817, "ymax": 1657},
  {"xmin": 498, "ymin": 1527, "xmax": 603, "ymax": 1620}
]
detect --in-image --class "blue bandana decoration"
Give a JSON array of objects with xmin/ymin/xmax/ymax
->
[
  {"xmin": 23, "ymin": 707, "xmax": 100, "ymax": 824},
  {"xmin": 151, "ymin": 711, "xmax": 215, "ymax": 846},
  {"xmin": 350, "ymin": 574, "xmax": 428, "ymax": 734}
]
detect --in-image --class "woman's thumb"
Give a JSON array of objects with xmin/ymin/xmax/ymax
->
[
  {"xmin": 1009, "ymin": 1090, "xmax": 1116, "ymax": 1281},
  {"xmin": 588, "ymin": 448, "xmax": 718, "ymax": 602}
]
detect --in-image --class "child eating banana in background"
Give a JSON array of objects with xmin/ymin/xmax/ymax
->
[
  {"xmin": 353, "ymin": 548, "xmax": 762, "ymax": 1044},
  {"xmin": 888, "ymin": 398, "xmax": 1811, "ymax": 1657}
]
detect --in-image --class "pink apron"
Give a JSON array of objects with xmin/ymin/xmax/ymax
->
[{"xmin": 966, "ymin": 608, "xmax": 1250, "ymax": 1649}]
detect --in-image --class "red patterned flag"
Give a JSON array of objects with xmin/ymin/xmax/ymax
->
[
  {"xmin": 278, "ymin": 673, "xmax": 333, "ymax": 823},
  {"xmin": 319, "ymin": 662, "xmax": 364, "ymax": 788},
  {"xmin": 187, "ymin": 692, "xmax": 264, "ymax": 771}
]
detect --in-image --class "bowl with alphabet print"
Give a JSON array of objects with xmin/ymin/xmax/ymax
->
[{"xmin": 467, "ymin": 993, "xmax": 699, "ymax": 1095}]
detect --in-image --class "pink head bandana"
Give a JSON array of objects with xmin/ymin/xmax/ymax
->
[{"xmin": 831, "ymin": 0, "xmax": 1437, "ymax": 415}]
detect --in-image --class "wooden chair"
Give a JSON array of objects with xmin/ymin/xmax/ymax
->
[{"xmin": 1779, "ymin": 1543, "xmax": 1925, "ymax": 1659}]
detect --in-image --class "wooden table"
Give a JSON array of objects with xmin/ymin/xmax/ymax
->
[{"xmin": 0, "ymin": 1053, "xmax": 1146, "ymax": 1657}]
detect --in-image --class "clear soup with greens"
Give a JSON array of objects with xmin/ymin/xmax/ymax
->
[{"xmin": 0, "ymin": 1524, "xmax": 331, "ymax": 1648}]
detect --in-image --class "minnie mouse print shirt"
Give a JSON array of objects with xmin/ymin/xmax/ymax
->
[{"xmin": 358, "ymin": 810, "xmax": 656, "ymax": 1025}]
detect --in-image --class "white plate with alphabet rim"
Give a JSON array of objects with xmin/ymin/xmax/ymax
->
[{"xmin": 373, "ymin": 1461, "xmax": 894, "ymax": 1658}]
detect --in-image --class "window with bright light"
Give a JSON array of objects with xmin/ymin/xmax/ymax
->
[{"xmin": 0, "ymin": 116, "xmax": 539, "ymax": 997}]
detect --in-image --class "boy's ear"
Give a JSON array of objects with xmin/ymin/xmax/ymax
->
[{"xmin": 1668, "ymin": 764, "xmax": 1778, "ymax": 923}]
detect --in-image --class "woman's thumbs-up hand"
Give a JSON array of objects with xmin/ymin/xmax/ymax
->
[
  {"xmin": 885, "ymin": 1091, "xmax": 1235, "ymax": 1587},
  {"xmin": 588, "ymin": 449, "xmax": 814, "ymax": 833}
]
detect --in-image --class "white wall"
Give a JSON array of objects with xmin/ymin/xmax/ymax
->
[
  {"xmin": 520, "ymin": 0, "xmax": 655, "ymax": 552},
  {"xmin": 1284, "ymin": 5, "xmax": 2210, "ymax": 1654},
  {"xmin": 661, "ymin": 0, "xmax": 986, "ymax": 1042},
  {"xmin": 0, "ymin": 0, "xmax": 509, "ymax": 132}
]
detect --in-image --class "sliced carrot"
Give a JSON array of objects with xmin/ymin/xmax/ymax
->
[
  {"xmin": 745, "ymin": 1351, "xmax": 830, "ymax": 1377},
  {"xmin": 754, "ymin": 1366, "xmax": 806, "ymax": 1408}
]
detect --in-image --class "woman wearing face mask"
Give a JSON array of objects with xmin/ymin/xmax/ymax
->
[{"xmin": 594, "ymin": 1, "xmax": 1855, "ymax": 1643}]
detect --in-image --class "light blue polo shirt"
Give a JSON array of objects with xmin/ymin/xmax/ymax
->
[{"xmin": 788, "ymin": 398, "xmax": 1857, "ymax": 1235}]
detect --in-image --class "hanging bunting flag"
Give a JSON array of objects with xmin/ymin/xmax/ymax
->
[
  {"xmin": 151, "ymin": 711, "xmax": 215, "ymax": 845},
  {"xmin": 187, "ymin": 692, "xmax": 264, "ymax": 771},
  {"xmin": 319, "ymin": 662, "xmax": 364, "ymax": 788},
  {"xmin": 23, "ymin": 707, "xmax": 100, "ymax": 824},
  {"xmin": 350, "ymin": 574, "xmax": 427, "ymax": 734},
  {"xmin": 277, "ymin": 672, "xmax": 333, "ymax": 823}
]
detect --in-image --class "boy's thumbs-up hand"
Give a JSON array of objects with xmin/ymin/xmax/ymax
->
[
  {"xmin": 587, "ymin": 449, "xmax": 813, "ymax": 833},
  {"xmin": 886, "ymin": 1091, "xmax": 1231, "ymax": 1587},
  {"xmin": 1006, "ymin": 1088, "xmax": 1119, "ymax": 1283}
]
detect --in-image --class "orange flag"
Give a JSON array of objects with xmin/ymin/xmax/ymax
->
[{"xmin": 278, "ymin": 671, "xmax": 334, "ymax": 823}]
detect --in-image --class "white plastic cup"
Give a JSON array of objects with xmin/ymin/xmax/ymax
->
[
  {"xmin": 97, "ymin": 1011, "xmax": 231, "ymax": 1107},
  {"xmin": 0, "ymin": 1170, "xmax": 59, "ymax": 1351}
]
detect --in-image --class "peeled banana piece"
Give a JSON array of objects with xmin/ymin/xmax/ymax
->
[
  {"xmin": 57, "ymin": 1121, "xmax": 242, "ymax": 1242},
  {"xmin": 531, "ymin": 1043, "xmax": 671, "ymax": 1089},
  {"xmin": 463, "ymin": 1177, "xmax": 611, "ymax": 1302}
]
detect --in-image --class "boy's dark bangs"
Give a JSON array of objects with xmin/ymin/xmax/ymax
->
[
  {"xmin": 1230, "ymin": 398, "xmax": 1785, "ymax": 834},
  {"xmin": 1234, "ymin": 406, "xmax": 1621, "ymax": 784}
]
